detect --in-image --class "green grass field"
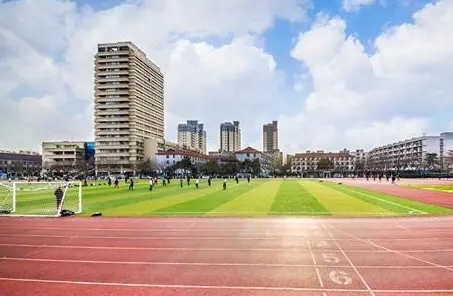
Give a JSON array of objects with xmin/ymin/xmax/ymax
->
[{"xmin": 4, "ymin": 178, "xmax": 452, "ymax": 217}]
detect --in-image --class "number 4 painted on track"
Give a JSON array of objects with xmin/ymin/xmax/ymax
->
[{"xmin": 329, "ymin": 270, "xmax": 352, "ymax": 285}]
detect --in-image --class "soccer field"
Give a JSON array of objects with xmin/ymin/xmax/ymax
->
[{"xmin": 9, "ymin": 178, "xmax": 450, "ymax": 217}]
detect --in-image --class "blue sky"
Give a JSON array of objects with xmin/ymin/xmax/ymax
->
[{"xmin": 0, "ymin": 0, "xmax": 451, "ymax": 153}]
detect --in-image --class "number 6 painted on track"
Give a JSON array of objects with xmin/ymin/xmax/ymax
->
[
  {"xmin": 329, "ymin": 270, "xmax": 352, "ymax": 285},
  {"xmin": 322, "ymin": 253, "xmax": 340, "ymax": 263}
]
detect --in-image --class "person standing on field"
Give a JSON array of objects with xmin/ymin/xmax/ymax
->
[
  {"xmin": 223, "ymin": 178, "xmax": 227, "ymax": 190},
  {"xmin": 54, "ymin": 186, "xmax": 64, "ymax": 210},
  {"xmin": 149, "ymin": 178, "xmax": 154, "ymax": 191},
  {"xmin": 129, "ymin": 178, "xmax": 134, "ymax": 190}
]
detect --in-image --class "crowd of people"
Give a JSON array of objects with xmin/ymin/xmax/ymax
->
[{"xmin": 105, "ymin": 174, "xmax": 252, "ymax": 191}]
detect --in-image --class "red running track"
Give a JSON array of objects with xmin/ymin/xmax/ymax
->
[
  {"xmin": 1, "ymin": 216, "xmax": 453, "ymax": 295},
  {"xmin": 332, "ymin": 178, "xmax": 453, "ymax": 210}
]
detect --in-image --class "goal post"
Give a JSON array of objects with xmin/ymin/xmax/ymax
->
[{"xmin": 0, "ymin": 181, "xmax": 83, "ymax": 217}]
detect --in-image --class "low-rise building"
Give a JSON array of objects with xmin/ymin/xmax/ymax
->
[
  {"xmin": 290, "ymin": 149, "xmax": 355, "ymax": 174},
  {"xmin": 42, "ymin": 141, "xmax": 88, "ymax": 172},
  {"xmin": 0, "ymin": 150, "xmax": 42, "ymax": 176},
  {"xmin": 155, "ymin": 148, "xmax": 210, "ymax": 172},
  {"xmin": 234, "ymin": 146, "xmax": 273, "ymax": 175}
]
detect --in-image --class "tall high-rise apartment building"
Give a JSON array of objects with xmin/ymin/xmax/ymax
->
[
  {"xmin": 263, "ymin": 120, "xmax": 279, "ymax": 152},
  {"xmin": 177, "ymin": 120, "xmax": 207, "ymax": 154},
  {"xmin": 220, "ymin": 121, "xmax": 241, "ymax": 152},
  {"xmin": 94, "ymin": 41, "xmax": 164, "ymax": 174}
]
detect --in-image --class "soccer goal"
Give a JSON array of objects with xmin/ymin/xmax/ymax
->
[{"xmin": 0, "ymin": 181, "xmax": 82, "ymax": 217}]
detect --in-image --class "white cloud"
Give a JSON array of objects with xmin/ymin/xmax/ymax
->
[
  {"xmin": 282, "ymin": 0, "xmax": 453, "ymax": 153},
  {"xmin": 343, "ymin": 0, "xmax": 377, "ymax": 12},
  {"xmin": 449, "ymin": 121, "xmax": 453, "ymax": 130},
  {"xmin": 0, "ymin": 0, "xmax": 308, "ymax": 152}
]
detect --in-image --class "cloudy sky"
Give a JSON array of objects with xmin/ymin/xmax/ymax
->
[{"xmin": 0, "ymin": 0, "xmax": 452, "ymax": 154}]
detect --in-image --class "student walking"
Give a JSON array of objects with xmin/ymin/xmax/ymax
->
[{"xmin": 195, "ymin": 178, "xmax": 199, "ymax": 189}]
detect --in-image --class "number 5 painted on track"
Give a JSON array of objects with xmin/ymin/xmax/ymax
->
[
  {"xmin": 317, "ymin": 241, "xmax": 329, "ymax": 248},
  {"xmin": 322, "ymin": 253, "xmax": 340, "ymax": 263},
  {"xmin": 329, "ymin": 270, "xmax": 352, "ymax": 285}
]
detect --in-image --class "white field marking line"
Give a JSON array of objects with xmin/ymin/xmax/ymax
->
[
  {"xmin": 322, "ymin": 224, "xmax": 376, "ymax": 296},
  {"xmin": 2, "ymin": 243, "xmax": 453, "ymax": 253},
  {"xmin": 2, "ymin": 277, "xmax": 453, "ymax": 294},
  {"xmin": 0, "ymin": 211, "xmax": 421, "ymax": 215},
  {"xmin": 397, "ymin": 224, "xmax": 409, "ymax": 230},
  {"xmin": 333, "ymin": 228, "xmax": 453, "ymax": 273},
  {"xmin": 5, "ymin": 257, "xmax": 451, "ymax": 269},
  {"xmin": 307, "ymin": 239, "xmax": 324, "ymax": 287},
  {"xmin": 3, "ymin": 232, "xmax": 453, "ymax": 241},
  {"xmin": 0, "ymin": 277, "xmax": 369, "ymax": 292},
  {"xmin": 3, "ymin": 226, "xmax": 453, "ymax": 233},
  {"xmin": 334, "ymin": 185, "xmax": 427, "ymax": 214},
  {"xmin": 1, "ymin": 226, "xmax": 341, "ymax": 233}
]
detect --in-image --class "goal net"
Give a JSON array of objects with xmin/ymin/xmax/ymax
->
[{"xmin": 0, "ymin": 181, "xmax": 82, "ymax": 217}]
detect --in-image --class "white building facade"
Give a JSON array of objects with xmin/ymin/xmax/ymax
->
[
  {"xmin": 290, "ymin": 150, "xmax": 355, "ymax": 174},
  {"xmin": 367, "ymin": 132, "xmax": 453, "ymax": 171},
  {"xmin": 155, "ymin": 148, "xmax": 210, "ymax": 171}
]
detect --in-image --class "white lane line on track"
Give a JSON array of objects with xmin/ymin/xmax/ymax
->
[
  {"xmin": 2, "ymin": 243, "xmax": 453, "ymax": 253},
  {"xmin": 2, "ymin": 232, "xmax": 453, "ymax": 241},
  {"xmin": 333, "ymin": 229, "xmax": 453, "ymax": 272},
  {"xmin": 1, "ymin": 277, "xmax": 453, "ymax": 293},
  {"xmin": 2, "ymin": 257, "xmax": 450, "ymax": 269}
]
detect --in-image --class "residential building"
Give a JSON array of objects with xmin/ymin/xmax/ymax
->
[
  {"xmin": 94, "ymin": 41, "xmax": 164, "ymax": 174},
  {"xmin": 220, "ymin": 121, "xmax": 241, "ymax": 152},
  {"xmin": 42, "ymin": 141, "xmax": 89, "ymax": 172},
  {"xmin": 350, "ymin": 149, "xmax": 368, "ymax": 170},
  {"xmin": 0, "ymin": 150, "xmax": 42, "ymax": 176},
  {"xmin": 367, "ymin": 132, "xmax": 453, "ymax": 171},
  {"xmin": 263, "ymin": 120, "xmax": 278, "ymax": 152},
  {"xmin": 235, "ymin": 147, "xmax": 273, "ymax": 175},
  {"xmin": 177, "ymin": 120, "xmax": 206, "ymax": 154},
  {"xmin": 290, "ymin": 149, "xmax": 355, "ymax": 174}
]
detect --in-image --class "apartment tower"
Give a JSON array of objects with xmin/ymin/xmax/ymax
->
[
  {"xmin": 263, "ymin": 120, "xmax": 278, "ymax": 152},
  {"xmin": 94, "ymin": 41, "xmax": 164, "ymax": 174},
  {"xmin": 177, "ymin": 120, "xmax": 207, "ymax": 154},
  {"xmin": 220, "ymin": 121, "xmax": 241, "ymax": 152}
]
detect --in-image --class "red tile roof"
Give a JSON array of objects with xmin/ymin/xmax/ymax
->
[{"xmin": 235, "ymin": 147, "xmax": 261, "ymax": 154}]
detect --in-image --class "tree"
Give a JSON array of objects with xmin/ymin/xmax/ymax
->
[
  {"xmin": 316, "ymin": 158, "xmax": 334, "ymax": 171},
  {"xmin": 425, "ymin": 153, "xmax": 438, "ymax": 170},
  {"xmin": 355, "ymin": 161, "xmax": 365, "ymax": 173},
  {"xmin": 445, "ymin": 150, "xmax": 453, "ymax": 171},
  {"xmin": 204, "ymin": 160, "xmax": 220, "ymax": 174},
  {"xmin": 250, "ymin": 158, "xmax": 261, "ymax": 175},
  {"xmin": 137, "ymin": 159, "xmax": 155, "ymax": 175}
]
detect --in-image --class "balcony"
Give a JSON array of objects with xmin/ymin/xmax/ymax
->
[{"xmin": 96, "ymin": 83, "xmax": 130, "ymax": 90}]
